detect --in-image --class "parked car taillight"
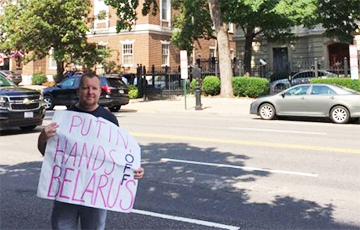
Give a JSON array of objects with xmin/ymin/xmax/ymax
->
[{"xmin": 102, "ymin": 86, "xmax": 113, "ymax": 94}]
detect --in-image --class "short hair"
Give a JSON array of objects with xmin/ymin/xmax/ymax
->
[{"xmin": 79, "ymin": 72, "xmax": 101, "ymax": 87}]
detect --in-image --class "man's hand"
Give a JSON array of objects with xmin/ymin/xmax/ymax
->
[
  {"xmin": 134, "ymin": 167, "xmax": 144, "ymax": 179},
  {"xmin": 38, "ymin": 122, "xmax": 59, "ymax": 155}
]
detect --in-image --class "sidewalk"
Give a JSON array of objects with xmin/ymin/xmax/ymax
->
[
  {"xmin": 22, "ymin": 85, "xmax": 254, "ymax": 116},
  {"xmin": 123, "ymin": 95, "xmax": 254, "ymax": 116}
]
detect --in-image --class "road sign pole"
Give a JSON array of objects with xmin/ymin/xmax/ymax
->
[{"xmin": 180, "ymin": 50, "xmax": 188, "ymax": 110}]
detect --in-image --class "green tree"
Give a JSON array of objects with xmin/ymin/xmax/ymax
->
[
  {"xmin": 105, "ymin": 0, "xmax": 235, "ymax": 97},
  {"xmin": 171, "ymin": 0, "xmax": 214, "ymax": 53},
  {"xmin": 208, "ymin": 0, "xmax": 234, "ymax": 97},
  {"xmin": 226, "ymin": 0, "xmax": 317, "ymax": 73},
  {"xmin": 317, "ymin": 0, "xmax": 360, "ymax": 44},
  {"xmin": 0, "ymin": 0, "xmax": 91, "ymax": 81}
]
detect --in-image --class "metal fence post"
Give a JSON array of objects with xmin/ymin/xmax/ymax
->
[
  {"xmin": 142, "ymin": 65, "xmax": 147, "ymax": 101},
  {"xmin": 215, "ymin": 58, "xmax": 219, "ymax": 77},
  {"xmin": 239, "ymin": 60, "xmax": 243, "ymax": 76},
  {"xmin": 151, "ymin": 65, "xmax": 155, "ymax": 88},
  {"xmin": 344, "ymin": 57, "xmax": 348, "ymax": 77}
]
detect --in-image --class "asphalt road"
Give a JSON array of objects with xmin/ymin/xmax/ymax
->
[{"xmin": 1, "ymin": 108, "xmax": 359, "ymax": 229}]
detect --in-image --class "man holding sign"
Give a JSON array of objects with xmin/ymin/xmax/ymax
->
[{"xmin": 37, "ymin": 73, "xmax": 144, "ymax": 230}]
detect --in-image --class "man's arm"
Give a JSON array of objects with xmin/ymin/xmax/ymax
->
[{"xmin": 38, "ymin": 122, "xmax": 59, "ymax": 156}]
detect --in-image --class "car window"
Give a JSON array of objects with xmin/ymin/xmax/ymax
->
[
  {"xmin": 104, "ymin": 78, "xmax": 127, "ymax": 87},
  {"xmin": 293, "ymin": 72, "xmax": 315, "ymax": 79},
  {"xmin": 285, "ymin": 85, "xmax": 310, "ymax": 96},
  {"xmin": 0, "ymin": 75, "xmax": 15, "ymax": 87},
  {"xmin": 311, "ymin": 86, "xmax": 336, "ymax": 95},
  {"xmin": 61, "ymin": 77, "xmax": 78, "ymax": 87}
]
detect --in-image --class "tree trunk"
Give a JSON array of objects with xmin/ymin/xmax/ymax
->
[
  {"xmin": 56, "ymin": 61, "xmax": 64, "ymax": 83},
  {"xmin": 243, "ymin": 27, "xmax": 255, "ymax": 75},
  {"xmin": 208, "ymin": 0, "xmax": 234, "ymax": 98}
]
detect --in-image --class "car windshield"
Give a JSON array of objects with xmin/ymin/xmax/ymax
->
[{"xmin": 0, "ymin": 75, "xmax": 16, "ymax": 87}]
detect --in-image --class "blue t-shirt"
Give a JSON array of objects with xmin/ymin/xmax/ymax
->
[{"xmin": 68, "ymin": 105, "xmax": 119, "ymax": 126}]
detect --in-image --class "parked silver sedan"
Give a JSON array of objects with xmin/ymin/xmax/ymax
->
[{"xmin": 250, "ymin": 84, "xmax": 360, "ymax": 124}]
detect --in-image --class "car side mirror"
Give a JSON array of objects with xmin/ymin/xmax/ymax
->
[
  {"xmin": 281, "ymin": 92, "xmax": 286, "ymax": 98},
  {"xmin": 57, "ymin": 83, "xmax": 62, "ymax": 88}
]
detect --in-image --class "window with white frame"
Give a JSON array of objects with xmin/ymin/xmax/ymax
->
[
  {"xmin": 210, "ymin": 47, "xmax": 216, "ymax": 57},
  {"xmin": 228, "ymin": 23, "xmax": 234, "ymax": 33},
  {"xmin": 121, "ymin": 40, "xmax": 135, "ymax": 66},
  {"xmin": 161, "ymin": 0, "xmax": 171, "ymax": 22},
  {"xmin": 94, "ymin": 0, "xmax": 108, "ymax": 29},
  {"xmin": 162, "ymin": 42, "xmax": 170, "ymax": 66},
  {"xmin": 49, "ymin": 48, "xmax": 57, "ymax": 69}
]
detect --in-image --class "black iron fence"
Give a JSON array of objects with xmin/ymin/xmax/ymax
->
[{"xmin": 135, "ymin": 57, "xmax": 357, "ymax": 99}]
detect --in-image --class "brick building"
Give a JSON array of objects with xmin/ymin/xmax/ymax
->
[{"xmin": 14, "ymin": 0, "xmax": 236, "ymax": 85}]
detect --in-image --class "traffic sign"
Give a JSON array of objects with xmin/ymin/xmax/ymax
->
[{"xmin": 0, "ymin": 53, "xmax": 4, "ymax": 66}]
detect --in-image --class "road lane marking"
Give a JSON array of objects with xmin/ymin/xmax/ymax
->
[
  {"xmin": 131, "ymin": 132, "xmax": 360, "ymax": 154},
  {"xmin": 229, "ymin": 127, "xmax": 327, "ymax": 135},
  {"xmin": 132, "ymin": 209, "xmax": 239, "ymax": 230},
  {"xmin": 161, "ymin": 158, "xmax": 319, "ymax": 177}
]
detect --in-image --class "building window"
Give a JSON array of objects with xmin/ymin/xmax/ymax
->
[
  {"xmin": 49, "ymin": 48, "xmax": 57, "ymax": 69},
  {"xmin": 120, "ymin": 40, "xmax": 135, "ymax": 66},
  {"xmin": 228, "ymin": 23, "xmax": 234, "ymax": 33},
  {"xmin": 210, "ymin": 47, "xmax": 216, "ymax": 58},
  {"xmin": 161, "ymin": 0, "xmax": 170, "ymax": 21},
  {"xmin": 162, "ymin": 43, "xmax": 169, "ymax": 66},
  {"xmin": 94, "ymin": 0, "xmax": 108, "ymax": 30}
]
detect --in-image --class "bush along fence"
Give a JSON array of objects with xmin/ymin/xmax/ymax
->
[{"xmin": 133, "ymin": 57, "xmax": 359, "ymax": 99}]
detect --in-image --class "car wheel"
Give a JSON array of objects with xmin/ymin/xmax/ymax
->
[
  {"xmin": 259, "ymin": 103, "xmax": 276, "ymax": 120},
  {"xmin": 43, "ymin": 95, "xmax": 55, "ymax": 110},
  {"xmin": 330, "ymin": 106, "xmax": 350, "ymax": 124},
  {"xmin": 109, "ymin": 105, "xmax": 121, "ymax": 112},
  {"xmin": 20, "ymin": 125, "xmax": 37, "ymax": 131}
]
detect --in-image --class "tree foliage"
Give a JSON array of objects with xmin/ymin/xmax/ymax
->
[
  {"xmin": 171, "ymin": 0, "xmax": 214, "ymax": 53},
  {"xmin": 226, "ymin": 0, "xmax": 318, "ymax": 73},
  {"xmin": 317, "ymin": 0, "xmax": 360, "ymax": 44},
  {"xmin": 0, "ymin": 0, "xmax": 103, "ymax": 81},
  {"xmin": 105, "ymin": 0, "xmax": 158, "ymax": 32}
]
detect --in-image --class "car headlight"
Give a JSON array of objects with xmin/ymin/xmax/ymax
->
[{"xmin": 0, "ymin": 97, "xmax": 9, "ymax": 109}]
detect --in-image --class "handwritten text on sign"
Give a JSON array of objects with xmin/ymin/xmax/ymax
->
[{"xmin": 37, "ymin": 111, "xmax": 141, "ymax": 213}]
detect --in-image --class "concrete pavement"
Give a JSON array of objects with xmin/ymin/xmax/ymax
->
[
  {"xmin": 123, "ymin": 95, "xmax": 254, "ymax": 116},
  {"xmin": 22, "ymin": 85, "xmax": 255, "ymax": 116}
]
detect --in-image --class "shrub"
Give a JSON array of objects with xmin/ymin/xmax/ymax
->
[
  {"xmin": 311, "ymin": 78, "xmax": 360, "ymax": 92},
  {"xmin": 232, "ymin": 76, "xmax": 269, "ymax": 98},
  {"xmin": 202, "ymin": 75, "xmax": 220, "ymax": 96},
  {"xmin": 128, "ymin": 85, "xmax": 139, "ymax": 99},
  {"xmin": 190, "ymin": 79, "xmax": 198, "ymax": 93},
  {"xmin": 32, "ymin": 72, "xmax": 48, "ymax": 85}
]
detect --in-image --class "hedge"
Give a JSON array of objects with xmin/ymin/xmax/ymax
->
[
  {"xmin": 32, "ymin": 72, "xmax": 48, "ymax": 85},
  {"xmin": 202, "ymin": 75, "xmax": 220, "ymax": 96},
  {"xmin": 310, "ymin": 78, "xmax": 360, "ymax": 92},
  {"xmin": 128, "ymin": 85, "xmax": 139, "ymax": 99},
  {"xmin": 232, "ymin": 76, "xmax": 269, "ymax": 98}
]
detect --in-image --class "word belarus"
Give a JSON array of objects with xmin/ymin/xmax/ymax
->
[{"xmin": 38, "ymin": 111, "xmax": 141, "ymax": 213}]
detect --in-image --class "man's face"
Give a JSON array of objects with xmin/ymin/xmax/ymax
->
[{"xmin": 78, "ymin": 76, "xmax": 101, "ymax": 111}]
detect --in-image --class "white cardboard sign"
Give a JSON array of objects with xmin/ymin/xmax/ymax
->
[{"xmin": 37, "ymin": 110, "xmax": 141, "ymax": 213}]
